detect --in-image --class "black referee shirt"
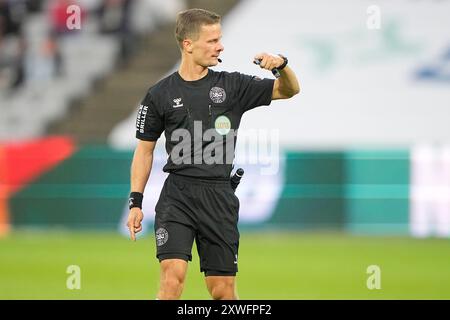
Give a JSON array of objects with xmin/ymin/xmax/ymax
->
[{"xmin": 135, "ymin": 69, "xmax": 274, "ymax": 179}]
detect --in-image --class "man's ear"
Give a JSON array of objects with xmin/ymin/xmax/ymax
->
[{"xmin": 183, "ymin": 39, "xmax": 193, "ymax": 54}]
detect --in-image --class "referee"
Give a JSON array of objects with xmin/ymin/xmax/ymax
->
[{"xmin": 127, "ymin": 8, "xmax": 300, "ymax": 300}]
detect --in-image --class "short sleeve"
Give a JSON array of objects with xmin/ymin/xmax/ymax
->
[
  {"xmin": 135, "ymin": 91, "xmax": 164, "ymax": 141},
  {"xmin": 235, "ymin": 73, "xmax": 275, "ymax": 113}
]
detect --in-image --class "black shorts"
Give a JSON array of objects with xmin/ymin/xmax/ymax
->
[{"xmin": 154, "ymin": 173, "xmax": 240, "ymax": 276}]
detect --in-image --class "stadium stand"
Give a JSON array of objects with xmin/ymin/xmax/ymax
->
[{"xmin": 0, "ymin": 0, "xmax": 193, "ymax": 142}]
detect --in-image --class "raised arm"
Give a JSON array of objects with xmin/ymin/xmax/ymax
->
[{"xmin": 254, "ymin": 53, "xmax": 300, "ymax": 100}]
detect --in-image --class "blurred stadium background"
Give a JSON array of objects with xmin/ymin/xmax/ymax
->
[{"xmin": 1, "ymin": 0, "xmax": 450, "ymax": 299}]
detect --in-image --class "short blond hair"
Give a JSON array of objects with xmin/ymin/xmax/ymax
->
[{"xmin": 175, "ymin": 8, "xmax": 221, "ymax": 49}]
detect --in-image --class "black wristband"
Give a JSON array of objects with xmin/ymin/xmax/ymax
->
[
  {"xmin": 277, "ymin": 54, "xmax": 288, "ymax": 70},
  {"xmin": 129, "ymin": 192, "xmax": 143, "ymax": 210}
]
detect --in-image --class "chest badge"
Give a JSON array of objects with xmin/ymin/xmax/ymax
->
[
  {"xmin": 215, "ymin": 115, "xmax": 231, "ymax": 135},
  {"xmin": 209, "ymin": 87, "xmax": 226, "ymax": 104}
]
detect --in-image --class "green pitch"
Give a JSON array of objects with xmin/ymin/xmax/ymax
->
[{"xmin": 1, "ymin": 230, "xmax": 449, "ymax": 299}]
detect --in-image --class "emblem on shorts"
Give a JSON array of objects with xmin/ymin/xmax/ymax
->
[
  {"xmin": 209, "ymin": 87, "xmax": 226, "ymax": 103},
  {"xmin": 155, "ymin": 228, "xmax": 169, "ymax": 246},
  {"xmin": 215, "ymin": 115, "xmax": 231, "ymax": 135}
]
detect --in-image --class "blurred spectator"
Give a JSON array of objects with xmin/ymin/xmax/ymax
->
[
  {"xmin": 25, "ymin": 32, "xmax": 59, "ymax": 87},
  {"xmin": 47, "ymin": 0, "xmax": 85, "ymax": 77},
  {"xmin": 0, "ymin": 0, "xmax": 27, "ymax": 36},
  {"xmin": 0, "ymin": 0, "xmax": 27, "ymax": 91},
  {"xmin": 26, "ymin": 0, "xmax": 45, "ymax": 14},
  {"xmin": 49, "ymin": 0, "xmax": 85, "ymax": 35},
  {"xmin": 96, "ymin": 0, "xmax": 135, "ymax": 65}
]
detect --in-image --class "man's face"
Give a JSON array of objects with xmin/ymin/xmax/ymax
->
[{"xmin": 187, "ymin": 23, "xmax": 224, "ymax": 67}]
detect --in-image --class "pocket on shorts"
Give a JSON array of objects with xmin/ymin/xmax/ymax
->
[
  {"xmin": 228, "ymin": 189, "xmax": 240, "ymax": 222},
  {"xmin": 155, "ymin": 177, "xmax": 170, "ymax": 213}
]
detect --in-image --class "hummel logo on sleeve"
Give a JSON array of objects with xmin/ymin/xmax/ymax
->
[{"xmin": 173, "ymin": 98, "xmax": 183, "ymax": 108}]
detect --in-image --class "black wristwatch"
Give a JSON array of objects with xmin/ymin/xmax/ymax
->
[{"xmin": 277, "ymin": 54, "xmax": 288, "ymax": 70}]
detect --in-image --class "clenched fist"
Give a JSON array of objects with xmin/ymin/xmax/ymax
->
[{"xmin": 253, "ymin": 53, "xmax": 285, "ymax": 72}]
